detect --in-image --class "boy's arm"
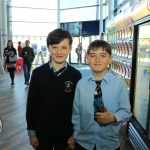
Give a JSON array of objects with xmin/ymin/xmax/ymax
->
[
  {"xmin": 26, "ymin": 70, "xmax": 39, "ymax": 132},
  {"xmin": 72, "ymin": 84, "xmax": 80, "ymax": 139},
  {"xmin": 26, "ymin": 72, "xmax": 40, "ymax": 149},
  {"xmin": 113, "ymin": 81, "xmax": 132, "ymax": 123}
]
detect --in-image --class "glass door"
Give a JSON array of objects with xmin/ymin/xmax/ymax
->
[
  {"xmin": 69, "ymin": 37, "xmax": 79, "ymax": 64},
  {"xmin": 81, "ymin": 36, "xmax": 90, "ymax": 64},
  {"xmin": 133, "ymin": 22, "xmax": 150, "ymax": 133},
  {"xmin": 69, "ymin": 35, "xmax": 100, "ymax": 64},
  {"xmin": 69, "ymin": 36, "xmax": 89, "ymax": 64}
]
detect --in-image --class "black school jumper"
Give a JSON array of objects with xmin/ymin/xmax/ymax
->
[{"xmin": 26, "ymin": 62, "xmax": 82, "ymax": 150}]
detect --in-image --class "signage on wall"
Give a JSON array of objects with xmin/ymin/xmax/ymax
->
[
  {"xmin": 41, "ymin": 46, "xmax": 47, "ymax": 57},
  {"xmin": 31, "ymin": 43, "xmax": 38, "ymax": 55},
  {"xmin": 32, "ymin": 43, "xmax": 37, "ymax": 49}
]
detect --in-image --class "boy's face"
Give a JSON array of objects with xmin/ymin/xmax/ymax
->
[
  {"xmin": 87, "ymin": 47, "xmax": 112, "ymax": 74},
  {"xmin": 48, "ymin": 38, "xmax": 72, "ymax": 64}
]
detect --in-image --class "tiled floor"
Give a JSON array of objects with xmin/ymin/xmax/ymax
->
[{"xmin": 0, "ymin": 65, "xmax": 135, "ymax": 150}]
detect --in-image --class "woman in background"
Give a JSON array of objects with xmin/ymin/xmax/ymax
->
[{"xmin": 3, "ymin": 40, "xmax": 17, "ymax": 85}]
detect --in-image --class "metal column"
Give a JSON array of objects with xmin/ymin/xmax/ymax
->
[
  {"xmin": 108, "ymin": 0, "xmax": 114, "ymax": 20},
  {"xmin": 99, "ymin": 0, "xmax": 103, "ymax": 39},
  {"xmin": 57, "ymin": 0, "xmax": 60, "ymax": 28},
  {"xmin": 0, "ymin": 0, "xmax": 7, "ymax": 65}
]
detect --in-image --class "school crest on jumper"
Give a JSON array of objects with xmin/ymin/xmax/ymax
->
[{"xmin": 64, "ymin": 81, "xmax": 73, "ymax": 92}]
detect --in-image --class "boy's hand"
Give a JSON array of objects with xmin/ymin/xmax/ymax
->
[
  {"xmin": 67, "ymin": 136, "xmax": 75, "ymax": 149},
  {"xmin": 95, "ymin": 107, "xmax": 116, "ymax": 124},
  {"xmin": 30, "ymin": 137, "xmax": 39, "ymax": 149}
]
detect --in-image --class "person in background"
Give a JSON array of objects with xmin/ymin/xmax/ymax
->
[
  {"xmin": 76, "ymin": 43, "xmax": 82, "ymax": 62},
  {"xmin": 18, "ymin": 41, "xmax": 22, "ymax": 56},
  {"xmin": 72, "ymin": 40, "xmax": 132, "ymax": 150},
  {"xmin": 26, "ymin": 28, "xmax": 82, "ymax": 150},
  {"xmin": 84, "ymin": 50, "xmax": 87, "ymax": 64},
  {"xmin": 3, "ymin": 40, "xmax": 17, "ymax": 85},
  {"xmin": 20, "ymin": 40, "xmax": 35, "ymax": 85}
]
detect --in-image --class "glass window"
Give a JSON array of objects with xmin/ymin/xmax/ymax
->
[
  {"xmin": 60, "ymin": 7, "xmax": 96, "ymax": 22},
  {"xmin": 11, "ymin": 0, "xmax": 57, "ymax": 9},
  {"xmin": 103, "ymin": 4, "xmax": 108, "ymax": 19},
  {"xmin": 117, "ymin": 0, "xmax": 125, "ymax": 6},
  {"xmin": 117, "ymin": 1, "xmax": 130, "ymax": 15},
  {"xmin": 7, "ymin": 0, "xmax": 58, "ymax": 66},
  {"xmin": 11, "ymin": 7, "xmax": 57, "ymax": 23},
  {"xmin": 60, "ymin": 0, "xmax": 97, "ymax": 9},
  {"xmin": 61, "ymin": 22, "xmax": 80, "ymax": 36},
  {"xmin": 8, "ymin": 0, "xmax": 58, "ymax": 37},
  {"xmin": 82, "ymin": 21, "xmax": 99, "ymax": 36},
  {"xmin": 103, "ymin": 0, "xmax": 107, "ymax": 3},
  {"xmin": 12, "ymin": 22, "xmax": 57, "ymax": 36}
]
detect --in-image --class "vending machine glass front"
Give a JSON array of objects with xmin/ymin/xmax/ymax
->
[{"xmin": 133, "ymin": 22, "xmax": 150, "ymax": 131}]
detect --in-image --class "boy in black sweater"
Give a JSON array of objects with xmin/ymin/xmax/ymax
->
[{"xmin": 26, "ymin": 28, "xmax": 82, "ymax": 150}]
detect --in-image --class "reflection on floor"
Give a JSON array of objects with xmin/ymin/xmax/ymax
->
[{"xmin": 0, "ymin": 65, "xmax": 134, "ymax": 150}]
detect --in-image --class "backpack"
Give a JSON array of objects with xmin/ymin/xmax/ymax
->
[{"xmin": 75, "ymin": 48, "xmax": 78, "ymax": 53}]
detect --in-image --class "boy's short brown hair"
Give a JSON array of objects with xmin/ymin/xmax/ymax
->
[
  {"xmin": 87, "ymin": 40, "xmax": 111, "ymax": 56},
  {"xmin": 46, "ymin": 28, "xmax": 72, "ymax": 47}
]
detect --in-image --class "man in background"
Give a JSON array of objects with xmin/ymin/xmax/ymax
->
[{"xmin": 20, "ymin": 40, "xmax": 35, "ymax": 85}]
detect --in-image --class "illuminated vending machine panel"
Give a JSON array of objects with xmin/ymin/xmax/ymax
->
[
  {"xmin": 109, "ymin": 26, "xmax": 133, "ymax": 94},
  {"xmin": 133, "ymin": 22, "xmax": 150, "ymax": 139}
]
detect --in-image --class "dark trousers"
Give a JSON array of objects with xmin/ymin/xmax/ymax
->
[
  {"xmin": 9, "ymin": 71, "xmax": 15, "ymax": 82},
  {"xmin": 36, "ymin": 136, "xmax": 68, "ymax": 150},
  {"xmin": 23, "ymin": 62, "xmax": 32, "ymax": 82},
  {"xmin": 75, "ymin": 142, "xmax": 120, "ymax": 150},
  {"xmin": 77, "ymin": 53, "xmax": 80, "ymax": 62},
  {"xmin": 36, "ymin": 122, "xmax": 71, "ymax": 150}
]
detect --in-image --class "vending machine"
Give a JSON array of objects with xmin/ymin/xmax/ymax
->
[
  {"xmin": 107, "ymin": 4, "xmax": 134, "ymax": 138},
  {"xmin": 128, "ymin": 0, "xmax": 150, "ymax": 149},
  {"xmin": 107, "ymin": 5, "xmax": 134, "ymax": 93},
  {"xmin": 107, "ymin": 0, "xmax": 150, "ymax": 149}
]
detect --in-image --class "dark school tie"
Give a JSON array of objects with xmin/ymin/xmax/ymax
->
[
  {"xmin": 53, "ymin": 67, "xmax": 66, "ymax": 75},
  {"xmin": 94, "ymin": 80, "xmax": 102, "ymax": 99},
  {"xmin": 94, "ymin": 80, "xmax": 104, "ymax": 113}
]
